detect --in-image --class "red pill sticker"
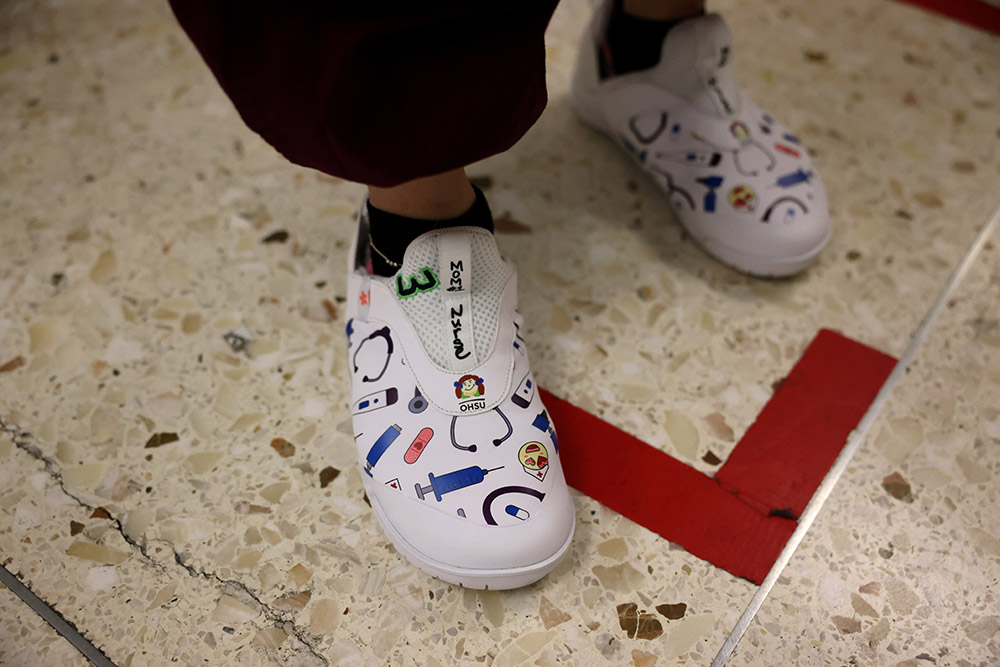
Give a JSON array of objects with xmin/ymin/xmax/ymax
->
[{"xmin": 404, "ymin": 427, "xmax": 434, "ymax": 464}]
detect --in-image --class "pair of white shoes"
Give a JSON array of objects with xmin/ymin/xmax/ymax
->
[{"xmin": 343, "ymin": 9, "xmax": 831, "ymax": 590}]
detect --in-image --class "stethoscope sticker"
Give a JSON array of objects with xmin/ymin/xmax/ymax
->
[
  {"xmin": 352, "ymin": 326, "xmax": 393, "ymax": 383},
  {"xmin": 408, "ymin": 387, "xmax": 428, "ymax": 414},
  {"xmin": 730, "ymin": 120, "xmax": 776, "ymax": 176},
  {"xmin": 450, "ymin": 407, "xmax": 513, "ymax": 452}
]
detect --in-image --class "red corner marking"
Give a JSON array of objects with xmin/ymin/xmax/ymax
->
[{"xmin": 541, "ymin": 328, "xmax": 897, "ymax": 584}]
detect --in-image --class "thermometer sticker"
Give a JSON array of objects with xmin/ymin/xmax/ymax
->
[
  {"xmin": 511, "ymin": 371, "xmax": 534, "ymax": 409},
  {"xmin": 404, "ymin": 427, "xmax": 433, "ymax": 464},
  {"xmin": 352, "ymin": 387, "xmax": 398, "ymax": 415}
]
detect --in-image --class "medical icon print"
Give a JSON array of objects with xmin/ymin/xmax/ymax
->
[
  {"xmin": 353, "ymin": 326, "xmax": 393, "ymax": 383},
  {"xmin": 347, "ymin": 309, "xmax": 559, "ymax": 529},
  {"xmin": 511, "ymin": 370, "xmax": 535, "ymax": 409},
  {"xmin": 620, "ymin": 104, "xmax": 818, "ymax": 226},
  {"xmin": 365, "ymin": 423, "xmax": 401, "ymax": 476},
  {"xmin": 353, "ymin": 387, "xmax": 398, "ymax": 415},
  {"xmin": 404, "ymin": 427, "xmax": 433, "ymax": 464},
  {"xmin": 518, "ymin": 441, "xmax": 549, "ymax": 481},
  {"xmin": 415, "ymin": 465, "xmax": 503, "ymax": 502}
]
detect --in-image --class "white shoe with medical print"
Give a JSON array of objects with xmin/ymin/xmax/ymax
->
[
  {"xmin": 572, "ymin": 6, "xmax": 832, "ymax": 277},
  {"xmin": 343, "ymin": 207, "xmax": 575, "ymax": 590}
]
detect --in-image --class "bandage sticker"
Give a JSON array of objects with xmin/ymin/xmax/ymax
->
[{"xmin": 404, "ymin": 427, "xmax": 433, "ymax": 464}]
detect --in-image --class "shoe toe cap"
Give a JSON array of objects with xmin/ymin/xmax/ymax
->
[{"xmin": 367, "ymin": 468, "xmax": 576, "ymax": 572}]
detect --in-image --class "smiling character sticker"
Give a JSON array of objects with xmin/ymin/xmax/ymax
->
[
  {"xmin": 518, "ymin": 441, "xmax": 549, "ymax": 482},
  {"xmin": 455, "ymin": 374, "xmax": 485, "ymax": 400}
]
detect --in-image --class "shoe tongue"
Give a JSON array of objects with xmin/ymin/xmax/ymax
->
[
  {"xmin": 386, "ymin": 226, "xmax": 512, "ymax": 372},
  {"xmin": 652, "ymin": 13, "xmax": 740, "ymax": 118}
]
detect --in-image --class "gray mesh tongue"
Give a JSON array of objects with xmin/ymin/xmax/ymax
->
[{"xmin": 374, "ymin": 227, "xmax": 513, "ymax": 370}]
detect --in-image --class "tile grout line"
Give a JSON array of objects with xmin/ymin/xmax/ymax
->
[
  {"xmin": 711, "ymin": 199, "xmax": 1000, "ymax": 667},
  {"xmin": 0, "ymin": 563, "xmax": 118, "ymax": 667}
]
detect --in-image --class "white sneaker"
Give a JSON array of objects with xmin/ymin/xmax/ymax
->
[
  {"xmin": 572, "ymin": 6, "xmax": 832, "ymax": 277},
  {"xmin": 343, "ymin": 207, "xmax": 575, "ymax": 589}
]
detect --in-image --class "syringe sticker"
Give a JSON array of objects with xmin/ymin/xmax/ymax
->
[
  {"xmin": 414, "ymin": 465, "xmax": 502, "ymax": 503},
  {"xmin": 403, "ymin": 427, "xmax": 433, "ymax": 464}
]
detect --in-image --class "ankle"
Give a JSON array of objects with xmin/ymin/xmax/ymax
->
[
  {"xmin": 367, "ymin": 185, "xmax": 493, "ymax": 277},
  {"xmin": 601, "ymin": 0, "xmax": 705, "ymax": 78},
  {"xmin": 368, "ymin": 169, "xmax": 476, "ymax": 221},
  {"xmin": 622, "ymin": 0, "xmax": 705, "ymax": 22}
]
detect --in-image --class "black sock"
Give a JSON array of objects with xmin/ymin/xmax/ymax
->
[
  {"xmin": 600, "ymin": 0, "xmax": 704, "ymax": 78},
  {"xmin": 366, "ymin": 185, "xmax": 493, "ymax": 277}
]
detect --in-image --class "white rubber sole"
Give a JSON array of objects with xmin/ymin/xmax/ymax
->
[
  {"xmin": 364, "ymin": 479, "xmax": 575, "ymax": 590},
  {"xmin": 696, "ymin": 226, "xmax": 832, "ymax": 279}
]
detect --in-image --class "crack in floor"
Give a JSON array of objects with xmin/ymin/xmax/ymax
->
[{"xmin": 0, "ymin": 414, "xmax": 330, "ymax": 666}]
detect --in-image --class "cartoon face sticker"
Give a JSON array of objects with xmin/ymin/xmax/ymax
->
[
  {"xmin": 728, "ymin": 185, "xmax": 757, "ymax": 213},
  {"xmin": 455, "ymin": 374, "xmax": 485, "ymax": 400},
  {"xmin": 518, "ymin": 441, "xmax": 549, "ymax": 482},
  {"xmin": 730, "ymin": 120, "xmax": 751, "ymax": 142}
]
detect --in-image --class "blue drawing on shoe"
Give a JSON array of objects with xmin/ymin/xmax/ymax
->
[
  {"xmin": 365, "ymin": 424, "xmax": 401, "ymax": 477},
  {"xmin": 696, "ymin": 175, "xmax": 725, "ymax": 212},
  {"xmin": 414, "ymin": 465, "xmax": 503, "ymax": 502},
  {"xmin": 771, "ymin": 168, "xmax": 814, "ymax": 189},
  {"xmin": 352, "ymin": 387, "xmax": 399, "ymax": 415}
]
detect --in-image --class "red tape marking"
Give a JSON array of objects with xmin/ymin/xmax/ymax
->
[
  {"xmin": 714, "ymin": 329, "xmax": 897, "ymax": 518},
  {"xmin": 891, "ymin": 0, "xmax": 1000, "ymax": 35},
  {"xmin": 542, "ymin": 328, "xmax": 896, "ymax": 584}
]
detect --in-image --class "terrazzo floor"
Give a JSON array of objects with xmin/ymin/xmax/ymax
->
[{"xmin": 0, "ymin": 0, "xmax": 997, "ymax": 665}]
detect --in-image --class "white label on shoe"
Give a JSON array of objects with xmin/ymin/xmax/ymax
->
[{"xmin": 439, "ymin": 232, "xmax": 476, "ymax": 369}]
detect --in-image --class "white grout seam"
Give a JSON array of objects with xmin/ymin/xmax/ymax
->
[{"xmin": 712, "ymin": 199, "xmax": 1000, "ymax": 667}]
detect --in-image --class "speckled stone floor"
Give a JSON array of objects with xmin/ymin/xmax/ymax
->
[{"xmin": 0, "ymin": 0, "xmax": 998, "ymax": 665}]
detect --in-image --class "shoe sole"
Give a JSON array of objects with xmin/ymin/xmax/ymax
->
[
  {"xmin": 571, "ymin": 96, "xmax": 829, "ymax": 278},
  {"xmin": 363, "ymin": 477, "xmax": 575, "ymax": 590}
]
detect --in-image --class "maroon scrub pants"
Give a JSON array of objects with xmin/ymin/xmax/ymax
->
[{"xmin": 169, "ymin": 2, "xmax": 561, "ymax": 187}]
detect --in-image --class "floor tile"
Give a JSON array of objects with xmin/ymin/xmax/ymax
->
[
  {"xmin": 729, "ymin": 223, "xmax": 1000, "ymax": 667},
  {"xmin": 0, "ymin": 582, "xmax": 88, "ymax": 667},
  {"xmin": 0, "ymin": 0, "xmax": 997, "ymax": 664}
]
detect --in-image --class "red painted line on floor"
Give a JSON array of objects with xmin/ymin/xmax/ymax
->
[
  {"xmin": 714, "ymin": 329, "xmax": 897, "ymax": 519},
  {"xmin": 542, "ymin": 328, "xmax": 897, "ymax": 585},
  {"xmin": 892, "ymin": 0, "xmax": 1000, "ymax": 35},
  {"xmin": 543, "ymin": 389, "xmax": 796, "ymax": 584}
]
